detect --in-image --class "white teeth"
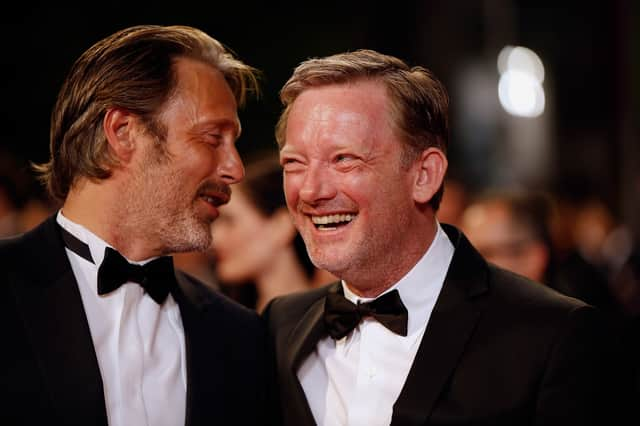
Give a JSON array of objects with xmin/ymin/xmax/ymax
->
[
  {"xmin": 202, "ymin": 196, "xmax": 215, "ymax": 204},
  {"xmin": 311, "ymin": 214, "xmax": 355, "ymax": 225}
]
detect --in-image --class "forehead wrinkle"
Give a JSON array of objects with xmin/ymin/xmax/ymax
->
[
  {"xmin": 304, "ymin": 105, "xmax": 378, "ymax": 149},
  {"xmin": 286, "ymin": 82, "xmax": 394, "ymax": 159}
]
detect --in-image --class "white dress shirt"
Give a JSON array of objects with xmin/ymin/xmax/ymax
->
[
  {"xmin": 57, "ymin": 211, "xmax": 187, "ymax": 426},
  {"xmin": 298, "ymin": 223, "xmax": 455, "ymax": 426}
]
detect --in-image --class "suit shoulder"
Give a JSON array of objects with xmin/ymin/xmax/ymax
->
[
  {"xmin": 0, "ymin": 233, "xmax": 25, "ymax": 258},
  {"xmin": 473, "ymin": 265, "xmax": 618, "ymax": 370},
  {"xmin": 0, "ymin": 233, "xmax": 33, "ymax": 281},
  {"xmin": 0, "ymin": 216, "xmax": 60, "ymax": 273},
  {"xmin": 175, "ymin": 270, "xmax": 260, "ymax": 322}
]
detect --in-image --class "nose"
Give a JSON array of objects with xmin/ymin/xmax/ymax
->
[
  {"xmin": 218, "ymin": 143, "xmax": 245, "ymax": 184},
  {"xmin": 298, "ymin": 163, "xmax": 336, "ymax": 204}
]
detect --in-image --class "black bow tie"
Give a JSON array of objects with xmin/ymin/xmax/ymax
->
[
  {"xmin": 98, "ymin": 247, "xmax": 176, "ymax": 305},
  {"xmin": 323, "ymin": 287, "xmax": 408, "ymax": 340},
  {"xmin": 59, "ymin": 224, "xmax": 176, "ymax": 305}
]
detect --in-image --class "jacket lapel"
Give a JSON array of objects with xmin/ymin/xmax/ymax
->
[
  {"xmin": 282, "ymin": 284, "xmax": 335, "ymax": 426},
  {"xmin": 391, "ymin": 225, "xmax": 489, "ymax": 426},
  {"xmin": 12, "ymin": 215, "xmax": 107, "ymax": 425},
  {"xmin": 173, "ymin": 272, "xmax": 226, "ymax": 426},
  {"xmin": 287, "ymin": 284, "xmax": 335, "ymax": 371}
]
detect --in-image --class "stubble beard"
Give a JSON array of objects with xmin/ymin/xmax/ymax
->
[
  {"xmin": 125, "ymin": 154, "xmax": 212, "ymax": 256},
  {"xmin": 159, "ymin": 205, "xmax": 212, "ymax": 253},
  {"xmin": 300, "ymin": 208, "xmax": 413, "ymax": 287},
  {"xmin": 304, "ymin": 234, "xmax": 376, "ymax": 283},
  {"xmin": 150, "ymin": 172, "xmax": 213, "ymax": 254}
]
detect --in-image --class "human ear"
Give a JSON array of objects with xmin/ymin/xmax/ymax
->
[
  {"xmin": 413, "ymin": 147, "xmax": 448, "ymax": 204},
  {"xmin": 103, "ymin": 108, "xmax": 136, "ymax": 161}
]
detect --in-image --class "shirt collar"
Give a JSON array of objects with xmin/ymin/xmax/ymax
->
[
  {"xmin": 342, "ymin": 222, "xmax": 455, "ymax": 336},
  {"xmin": 56, "ymin": 210, "xmax": 159, "ymax": 267}
]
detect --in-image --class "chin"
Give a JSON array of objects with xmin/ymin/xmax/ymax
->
[
  {"xmin": 169, "ymin": 226, "xmax": 211, "ymax": 253},
  {"xmin": 308, "ymin": 254, "xmax": 341, "ymax": 277}
]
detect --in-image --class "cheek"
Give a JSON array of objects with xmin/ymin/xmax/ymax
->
[
  {"xmin": 340, "ymin": 176, "xmax": 378, "ymax": 210},
  {"xmin": 213, "ymin": 212, "xmax": 256, "ymax": 253},
  {"xmin": 211, "ymin": 224, "xmax": 236, "ymax": 256},
  {"xmin": 178, "ymin": 147, "xmax": 218, "ymax": 179},
  {"xmin": 229, "ymin": 219, "xmax": 258, "ymax": 248},
  {"xmin": 221, "ymin": 227, "xmax": 277, "ymax": 281}
]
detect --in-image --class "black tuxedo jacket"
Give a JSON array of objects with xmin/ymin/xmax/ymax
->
[
  {"xmin": 264, "ymin": 225, "xmax": 632, "ymax": 426},
  {"xmin": 1, "ymin": 215, "xmax": 270, "ymax": 426}
]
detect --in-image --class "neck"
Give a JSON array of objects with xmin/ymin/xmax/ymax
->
[
  {"xmin": 254, "ymin": 247, "xmax": 310, "ymax": 313},
  {"xmin": 63, "ymin": 178, "xmax": 158, "ymax": 261},
  {"xmin": 343, "ymin": 217, "xmax": 439, "ymax": 298}
]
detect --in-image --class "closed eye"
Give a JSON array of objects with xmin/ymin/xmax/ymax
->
[
  {"xmin": 196, "ymin": 120, "xmax": 239, "ymax": 147},
  {"xmin": 281, "ymin": 157, "xmax": 305, "ymax": 172},
  {"xmin": 197, "ymin": 132, "xmax": 223, "ymax": 148}
]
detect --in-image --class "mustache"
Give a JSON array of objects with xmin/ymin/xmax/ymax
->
[{"xmin": 198, "ymin": 181, "xmax": 232, "ymax": 204}]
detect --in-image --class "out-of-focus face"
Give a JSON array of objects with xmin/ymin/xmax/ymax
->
[
  {"xmin": 573, "ymin": 200, "xmax": 615, "ymax": 263},
  {"xmin": 280, "ymin": 80, "xmax": 422, "ymax": 286},
  {"xmin": 461, "ymin": 200, "xmax": 548, "ymax": 282},
  {"xmin": 211, "ymin": 187, "xmax": 278, "ymax": 283},
  {"xmin": 126, "ymin": 57, "xmax": 244, "ymax": 253}
]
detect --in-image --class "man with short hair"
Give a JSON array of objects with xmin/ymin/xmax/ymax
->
[{"xmin": 264, "ymin": 49, "xmax": 632, "ymax": 426}]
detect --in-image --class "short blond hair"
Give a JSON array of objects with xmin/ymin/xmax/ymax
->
[{"xmin": 275, "ymin": 49, "xmax": 449, "ymax": 209}]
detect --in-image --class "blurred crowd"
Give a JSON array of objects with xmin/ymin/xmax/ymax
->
[
  {"xmin": 0, "ymin": 149, "xmax": 58, "ymax": 239},
  {"xmin": 442, "ymin": 176, "xmax": 640, "ymax": 323},
  {"xmin": 441, "ymin": 175, "xmax": 640, "ymax": 377}
]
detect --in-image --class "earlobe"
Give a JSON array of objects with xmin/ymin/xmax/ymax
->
[
  {"xmin": 103, "ymin": 108, "xmax": 135, "ymax": 160},
  {"xmin": 413, "ymin": 148, "xmax": 448, "ymax": 204}
]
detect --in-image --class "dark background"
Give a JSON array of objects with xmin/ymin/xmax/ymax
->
[{"xmin": 1, "ymin": 0, "xmax": 638, "ymax": 232}]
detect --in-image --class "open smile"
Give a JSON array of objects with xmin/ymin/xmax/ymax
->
[{"xmin": 311, "ymin": 213, "xmax": 356, "ymax": 230}]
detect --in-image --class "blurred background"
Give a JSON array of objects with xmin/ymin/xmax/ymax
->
[
  {"xmin": 1, "ymin": 0, "xmax": 637, "ymax": 230},
  {"xmin": 0, "ymin": 1, "xmax": 638, "ymax": 310}
]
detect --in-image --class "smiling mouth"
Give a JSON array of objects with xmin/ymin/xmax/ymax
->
[
  {"xmin": 198, "ymin": 182, "xmax": 232, "ymax": 208},
  {"xmin": 311, "ymin": 214, "xmax": 356, "ymax": 230}
]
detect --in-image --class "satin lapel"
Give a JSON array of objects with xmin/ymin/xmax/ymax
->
[
  {"xmin": 173, "ymin": 273, "xmax": 224, "ymax": 426},
  {"xmin": 12, "ymin": 216, "xmax": 107, "ymax": 425},
  {"xmin": 287, "ymin": 287, "xmax": 332, "ymax": 371},
  {"xmin": 283, "ymin": 284, "xmax": 335, "ymax": 426},
  {"xmin": 391, "ymin": 225, "xmax": 489, "ymax": 426}
]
